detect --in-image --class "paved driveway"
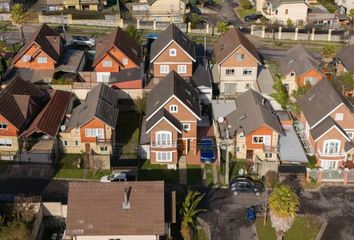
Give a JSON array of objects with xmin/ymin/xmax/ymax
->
[{"xmin": 219, "ymin": 0, "xmax": 242, "ymax": 26}]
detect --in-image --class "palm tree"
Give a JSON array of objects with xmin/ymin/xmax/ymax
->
[
  {"xmin": 180, "ymin": 190, "xmax": 206, "ymax": 240},
  {"xmin": 10, "ymin": 4, "xmax": 28, "ymax": 42},
  {"xmin": 269, "ymin": 184, "xmax": 299, "ymax": 240}
]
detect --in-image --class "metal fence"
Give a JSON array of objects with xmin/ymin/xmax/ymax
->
[
  {"xmin": 347, "ymin": 169, "xmax": 354, "ymax": 183},
  {"xmin": 322, "ymin": 169, "xmax": 345, "ymax": 182}
]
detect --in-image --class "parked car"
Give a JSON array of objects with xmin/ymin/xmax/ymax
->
[
  {"xmin": 229, "ymin": 177, "xmax": 264, "ymax": 196},
  {"xmin": 71, "ymin": 36, "xmax": 95, "ymax": 48},
  {"xmin": 100, "ymin": 172, "xmax": 127, "ymax": 182},
  {"xmin": 200, "ymin": 138, "xmax": 216, "ymax": 164},
  {"xmin": 244, "ymin": 13, "xmax": 263, "ymax": 22}
]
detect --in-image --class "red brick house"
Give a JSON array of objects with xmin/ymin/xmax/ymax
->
[
  {"xmin": 142, "ymin": 71, "xmax": 201, "ymax": 168},
  {"xmin": 93, "ymin": 27, "xmax": 142, "ymax": 83},
  {"xmin": 149, "ymin": 24, "xmax": 196, "ymax": 80},
  {"xmin": 298, "ymin": 79, "xmax": 354, "ymax": 170}
]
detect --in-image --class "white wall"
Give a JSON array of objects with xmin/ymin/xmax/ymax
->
[
  {"xmin": 268, "ymin": 3, "xmax": 308, "ymax": 24},
  {"xmin": 75, "ymin": 235, "xmax": 158, "ymax": 240}
]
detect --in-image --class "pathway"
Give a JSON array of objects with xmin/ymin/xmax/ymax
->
[{"xmin": 179, "ymin": 156, "xmax": 187, "ymax": 185}]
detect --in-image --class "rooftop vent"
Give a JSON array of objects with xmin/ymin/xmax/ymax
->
[
  {"xmin": 288, "ymin": 59, "xmax": 294, "ymax": 65},
  {"xmin": 239, "ymin": 114, "xmax": 246, "ymax": 121},
  {"xmin": 262, "ymin": 98, "xmax": 267, "ymax": 105},
  {"xmin": 122, "ymin": 187, "xmax": 131, "ymax": 210}
]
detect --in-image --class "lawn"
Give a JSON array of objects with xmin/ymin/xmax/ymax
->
[
  {"xmin": 255, "ymin": 216, "xmax": 322, "ymax": 240},
  {"xmin": 187, "ymin": 165, "xmax": 202, "ymax": 185},
  {"xmin": 317, "ymin": 0, "xmax": 337, "ymax": 13},
  {"xmin": 116, "ymin": 111, "xmax": 140, "ymax": 158},
  {"xmin": 235, "ymin": 7, "xmax": 256, "ymax": 21},
  {"xmin": 205, "ymin": 164, "xmax": 214, "ymax": 186},
  {"xmin": 138, "ymin": 160, "xmax": 179, "ymax": 183}
]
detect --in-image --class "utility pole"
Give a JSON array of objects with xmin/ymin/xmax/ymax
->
[
  {"xmin": 61, "ymin": 12, "xmax": 66, "ymax": 44},
  {"xmin": 225, "ymin": 125, "xmax": 230, "ymax": 186}
]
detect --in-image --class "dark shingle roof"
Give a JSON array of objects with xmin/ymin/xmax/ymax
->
[
  {"xmin": 191, "ymin": 62, "xmax": 212, "ymax": 88},
  {"xmin": 67, "ymin": 84, "xmax": 119, "ymax": 129},
  {"xmin": 223, "ymin": 89, "xmax": 283, "ymax": 137},
  {"xmin": 150, "ymin": 24, "xmax": 196, "ymax": 62},
  {"xmin": 146, "ymin": 108, "xmax": 182, "ymax": 133},
  {"xmin": 213, "ymin": 28, "xmax": 260, "ymax": 64},
  {"xmin": 93, "ymin": 27, "xmax": 141, "ymax": 67},
  {"xmin": 309, "ymin": 116, "xmax": 346, "ymax": 141},
  {"xmin": 336, "ymin": 44, "xmax": 354, "ymax": 73},
  {"xmin": 146, "ymin": 71, "xmax": 201, "ymax": 119},
  {"xmin": 279, "ymin": 44, "xmax": 320, "ymax": 77},
  {"xmin": 66, "ymin": 181, "xmax": 165, "ymax": 236},
  {"xmin": 299, "ymin": 79, "xmax": 353, "ymax": 127},
  {"xmin": 13, "ymin": 24, "xmax": 63, "ymax": 64}
]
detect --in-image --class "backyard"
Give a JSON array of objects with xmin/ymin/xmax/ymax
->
[
  {"xmin": 187, "ymin": 165, "xmax": 203, "ymax": 185},
  {"xmin": 138, "ymin": 160, "xmax": 179, "ymax": 183}
]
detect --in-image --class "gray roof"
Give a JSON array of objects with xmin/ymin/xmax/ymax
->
[
  {"xmin": 279, "ymin": 44, "xmax": 320, "ymax": 77},
  {"xmin": 336, "ymin": 44, "xmax": 354, "ymax": 73},
  {"xmin": 191, "ymin": 62, "xmax": 212, "ymax": 89},
  {"xmin": 279, "ymin": 125, "xmax": 308, "ymax": 163},
  {"xmin": 268, "ymin": 0, "xmax": 307, "ymax": 9},
  {"xmin": 222, "ymin": 89, "xmax": 283, "ymax": 137},
  {"xmin": 67, "ymin": 84, "xmax": 119, "ymax": 130},
  {"xmin": 146, "ymin": 71, "xmax": 201, "ymax": 119},
  {"xmin": 146, "ymin": 108, "xmax": 182, "ymax": 132},
  {"xmin": 211, "ymin": 99, "xmax": 237, "ymax": 120},
  {"xmin": 299, "ymin": 79, "xmax": 353, "ymax": 127},
  {"xmin": 150, "ymin": 24, "xmax": 196, "ymax": 62},
  {"xmin": 56, "ymin": 48, "xmax": 85, "ymax": 73},
  {"xmin": 345, "ymin": 141, "xmax": 354, "ymax": 152}
]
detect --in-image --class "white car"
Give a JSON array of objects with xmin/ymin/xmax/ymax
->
[
  {"xmin": 71, "ymin": 36, "xmax": 96, "ymax": 48},
  {"xmin": 100, "ymin": 172, "xmax": 127, "ymax": 182}
]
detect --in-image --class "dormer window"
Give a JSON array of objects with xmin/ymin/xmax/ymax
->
[
  {"xmin": 122, "ymin": 58, "xmax": 128, "ymax": 65},
  {"xmin": 169, "ymin": 105, "xmax": 178, "ymax": 113},
  {"xmin": 169, "ymin": 48, "xmax": 177, "ymax": 56},
  {"xmin": 102, "ymin": 60, "xmax": 112, "ymax": 67},
  {"xmin": 37, "ymin": 57, "xmax": 47, "ymax": 64},
  {"xmin": 22, "ymin": 55, "xmax": 31, "ymax": 62},
  {"xmin": 236, "ymin": 53, "xmax": 245, "ymax": 60},
  {"xmin": 0, "ymin": 123, "xmax": 8, "ymax": 129}
]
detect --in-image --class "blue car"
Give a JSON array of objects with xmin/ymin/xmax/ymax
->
[{"xmin": 200, "ymin": 138, "xmax": 216, "ymax": 164}]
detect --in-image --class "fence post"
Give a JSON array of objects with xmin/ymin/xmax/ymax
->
[
  {"xmin": 136, "ymin": 19, "xmax": 140, "ymax": 29},
  {"xmin": 306, "ymin": 168, "xmax": 311, "ymax": 183},
  {"xmin": 294, "ymin": 27, "xmax": 298, "ymax": 41},
  {"xmin": 311, "ymin": 28, "xmax": 315, "ymax": 41},
  {"xmin": 317, "ymin": 168, "xmax": 323, "ymax": 184},
  {"xmin": 327, "ymin": 29, "xmax": 332, "ymax": 42},
  {"xmin": 251, "ymin": 25, "xmax": 255, "ymax": 35},
  {"xmin": 188, "ymin": 21, "xmax": 191, "ymax": 33},
  {"xmin": 206, "ymin": 23, "xmax": 209, "ymax": 34},
  {"xmin": 278, "ymin": 26, "xmax": 282, "ymax": 40},
  {"xmin": 38, "ymin": 14, "xmax": 43, "ymax": 23},
  {"xmin": 262, "ymin": 26, "xmax": 266, "ymax": 38},
  {"xmin": 119, "ymin": 18, "xmax": 124, "ymax": 28},
  {"xmin": 344, "ymin": 168, "xmax": 349, "ymax": 185},
  {"xmin": 153, "ymin": 20, "xmax": 156, "ymax": 30}
]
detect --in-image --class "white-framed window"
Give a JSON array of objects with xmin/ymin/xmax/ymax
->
[
  {"xmin": 63, "ymin": 140, "xmax": 68, "ymax": 146},
  {"xmin": 335, "ymin": 113, "xmax": 344, "ymax": 121},
  {"xmin": 37, "ymin": 57, "xmax": 47, "ymax": 64},
  {"xmin": 122, "ymin": 58, "xmax": 128, "ymax": 65},
  {"xmin": 243, "ymin": 69, "xmax": 252, "ymax": 75},
  {"xmin": 177, "ymin": 65, "xmax": 187, "ymax": 74},
  {"xmin": 22, "ymin": 55, "xmax": 31, "ymax": 62},
  {"xmin": 156, "ymin": 131, "xmax": 172, "ymax": 146},
  {"xmin": 290, "ymin": 72, "xmax": 295, "ymax": 76},
  {"xmin": 304, "ymin": 77, "xmax": 317, "ymax": 85},
  {"xmin": 225, "ymin": 69, "xmax": 235, "ymax": 76},
  {"xmin": 323, "ymin": 139, "xmax": 340, "ymax": 155},
  {"xmin": 265, "ymin": 152, "xmax": 273, "ymax": 158},
  {"xmin": 169, "ymin": 105, "xmax": 178, "ymax": 113},
  {"xmin": 102, "ymin": 60, "xmax": 112, "ymax": 67},
  {"xmin": 160, "ymin": 65, "xmax": 169, "ymax": 74},
  {"xmin": 182, "ymin": 123, "xmax": 191, "ymax": 131},
  {"xmin": 347, "ymin": 132, "xmax": 354, "ymax": 139},
  {"xmin": 74, "ymin": 140, "xmax": 80, "ymax": 146},
  {"xmin": 97, "ymin": 72, "xmax": 110, "ymax": 83},
  {"xmin": 320, "ymin": 160, "xmax": 338, "ymax": 170},
  {"xmin": 85, "ymin": 128, "xmax": 104, "ymax": 138},
  {"xmin": 100, "ymin": 146, "xmax": 108, "ymax": 152},
  {"xmin": 252, "ymin": 135, "xmax": 271, "ymax": 146},
  {"xmin": 236, "ymin": 53, "xmax": 245, "ymax": 60},
  {"xmin": 156, "ymin": 151, "xmax": 172, "ymax": 162},
  {"xmin": 0, "ymin": 123, "xmax": 8, "ymax": 129},
  {"xmin": 169, "ymin": 48, "xmax": 177, "ymax": 56},
  {"xmin": 0, "ymin": 139, "xmax": 12, "ymax": 147}
]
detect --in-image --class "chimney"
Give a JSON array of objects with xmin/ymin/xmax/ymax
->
[
  {"xmin": 262, "ymin": 98, "xmax": 266, "ymax": 105},
  {"xmin": 122, "ymin": 187, "xmax": 131, "ymax": 209}
]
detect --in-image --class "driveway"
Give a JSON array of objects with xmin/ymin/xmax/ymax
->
[
  {"xmin": 199, "ymin": 188, "xmax": 263, "ymax": 240},
  {"xmin": 219, "ymin": 0, "xmax": 242, "ymax": 26}
]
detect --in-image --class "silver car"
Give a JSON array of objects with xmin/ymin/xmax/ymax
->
[{"xmin": 71, "ymin": 36, "xmax": 95, "ymax": 48}]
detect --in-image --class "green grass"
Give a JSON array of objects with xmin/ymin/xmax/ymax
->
[
  {"xmin": 193, "ymin": 228, "xmax": 208, "ymax": 240},
  {"xmin": 256, "ymin": 216, "xmax": 321, "ymax": 240},
  {"xmin": 187, "ymin": 165, "xmax": 202, "ymax": 185},
  {"xmin": 116, "ymin": 112, "xmax": 140, "ymax": 156},
  {"xmin": 317, "ymin": 0, "xmax": 336, "ymax": 13},
  {"xmin": 235, "ymin": 7, "xmax": 256, "ymax": 20},
  {"xmin": 205, "ymin": 164, "xmax": 214, "ymax": 186},
  {"xmin": 138, "ymin": 160, "xmax": 179, "ymax": 183},
  {"xmin": 229, "ymin": 159, "xmax": 247, "ymax": 178}
]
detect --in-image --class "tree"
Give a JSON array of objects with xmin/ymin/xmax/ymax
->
[
  {"xmin": 180, "ymin": 190, "xmax": 206, "ymax": 240},
  {"xmin": 0, "ymin": 221, "xmax": 30, "ymax": 240},
  {"xmin": 10, "ymin": 4, "xmax": 28, "ymax": 42},
  {"xmin": 349, "ymin": 9, "xmax": 354, "ymax": 25},
  {"xmin": 288, "ymin": 84, "xmax": 312, "ymax": 114},
  {"xmin": 125, "ymin": 25, "xmax": 141, "ymax": 43},
  {"xmin": 337, "ymin": 72, "xmax": 354, "ymax": 94},
  {"xmin": 216, "ymin": 21, "xmax": 230, "ymax": 35},
  {"xmin": 272, "ymin": 78, "xmax": 289, "ymax": 109},
  {"xmin": 321, "ymin": 44, "xmax": 336, "ymax": 63},
  {"xmin": 0, "ymin": 57, "xmax": 7, "ymax": 81},
  {"xmin": 239, "ymin": 0, "xmax": 253, "ymax": 10},
  {"xmin": 188, "ymin": 13, "xmax": 203, "ymax": 30},
  {"xmin": 134, "ymin": 93, "xmax": 147, "ymax": 114},
  {"xmin": 286, "ymin": 19, "xmax": 294, "ymax": 28},
  {"xmin": 0, "ymin": 41, "xmax": 6, "ymax": 57},
  {"xmin": 269, "ymin": 184, "xmax": 299, "ymax": 240}
]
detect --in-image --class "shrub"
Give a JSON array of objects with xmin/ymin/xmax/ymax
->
[{"xmin": 239, "ymin": 0, "xmax": 253, "ymax": 10}]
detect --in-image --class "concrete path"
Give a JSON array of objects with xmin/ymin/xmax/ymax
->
[{"xmin": 179, "ymin": 156, "xmax": 187, "ymax": 185}]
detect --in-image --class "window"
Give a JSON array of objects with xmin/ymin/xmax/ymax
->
[
  {"xmin": 285, "ymin": 9, "xmax": 288, "ymax": 15},
  {"xmin": 156, "ymin": 131, "xmax": 172, "ymax": 146},
  {"xmin": 290, "ymin": 72, "xmax": 295, "ymax": 76},
  {"xmin": 169, "ymin": 48, "xmax": 177, "ymax": 56},
  {"xmin": 97, "ymin": 72, "xmax": 110, "ymax": 83},
  {"xmin": 265, "ymin": 152, "xmax": 273, "ymax": 158},
  {"xmin": 323, "ymin": 139, "xmax": 340, "ymax": 155},
  {"xmin": 236, "ymin": 53, "xmax": 245, "ymax": 60},
  {"xmin": 63, "ymin": 140, "xmax": 68, "ymax": 146},
  {"xmin": 169, "ymin": 105, "xmax": 178, "ymax": 113},
  {"xmin": 335, "ymin": 113, "xmax": 344, "ymax": 121},
  {"xmin": 347, "ymin": 132, "xmax": 354, "ymax": 139},
  {"xmin": 239, "ymin": 132, "xmax": 244, "ymax": 138},
  {"xmin": 225, "ymin": 69, "xmax": 235, "ymax": 76},
  {"xmin": 224, "ymin": 83, "xmax": 237, "ymax": 95},
  {"xmin": 156, "ymin": 152, "xmax": 172, "ymax": 162},
  {"xmin": 182, "ymin": 123, "xmax": 191, "ymax": 131},
  {"xmin": 102, "ymin": 60, "xmax": 112, "ymax": 67},
  {"xmin": 177, "ymin": 65, "xmax": 187, "ymax": 74},
  {"xmin": 320, "ymin": 160, "xmax": 338, "ymax": 170},
  {"xmin": 0, "ymin": 139, "xmax": 12, "ymax": 147},
  {"xmin": 122, "ymin": 58, "xmax": 128, "ymax": 65},
  {"xmin": 74, "ymin": 140, "xmax": 79, "ymax": 146},
  {"xmin": 100, "ymin": 146, "xmax": 108, "ymax": 152},
  {"xmin": 160, "ymin": 65, "xmax": 169, "ymax": 74},
  {"xmin": 37, "ymin": 57, "xmax": 47, "ymax": 64},
  {"xmin": 252, "ymin": 135, "xmax": 271, "ymax": 146},
  {"xmin": 275, "ymin": 10, "xmax": 278, "ymax": 15},
  {"xmin": 0, "ymin": 123, "xmax": 8, "ymax": 129},
  {"xmin": 85, "ymin": 128, "xmax": 104, "ymax": 138},
  {"xmin": 22, "ymin": 55, "xmax": 31, "ymax": 62},
  {"xmin": 304, "ymin": 77, "xmax": 317, "ymax": 85},
  {"xmin": 243, "ymin": 69, "xmax": 252, "ymax": 75}
]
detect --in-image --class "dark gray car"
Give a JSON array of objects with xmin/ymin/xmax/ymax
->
[{"xmin": 229, "ymin": 177, "xmax": 264, "ymax": 196}]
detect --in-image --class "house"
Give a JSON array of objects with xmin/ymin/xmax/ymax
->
[
  {"xmin": 66, "ymin": 181, "xmax": 168, "ymax": 240},
  {"xmin": 141, "ymin": 71, "xmax": 201, "ymax": 168},
  {"xmin": 259, "ymin": 0, "xmax": 309, "ymax": 25},
  {"xmin": 93, "ymin": 27, "xmax": 142, "ymax": 83},
  {"xmin": 213, "ymin": 28, "xmax": 261, "ymax": 96},
  {"xmin": 46, "ymin": 0, "xmax": 64, "ymax": 11},
  {"xmin": 336, "ymin": 0, "xmax": 354, "ymax": 14},
  {"xmin": 149, "ymin": 24, "xmax": 196, "ymax": 81},
  {"xmin": 59, "ymin": 83, "xmax": 119, "ymax": 166},
  {"xmin": 0, "ymin": 77, "xmax": 48, "ymax": 160},
  {"xmin": 335, "ymin": 44, "xmax": 354, "ymax": 76},
  {"xmin": 218, "ymin": 89, "xmax": 284, "ymax": 176},
  {"xmin": 298, "ymin": 79, "xmax": 354, "ymax": 170},
  {"xmin": 63, "ymin": 0, "xmax": 104, "ymax": 11},
  {"xmin": 0, "ymin": 0, "xmax": 10, "ymax": 12},
  {"xmin": 109, "ymin": 67, "xmax": 143, "ymax": 89},
  {"xmin": 131, "ymin": 0, "xmax": 187, "ymax": 23},
  {"xmin": 279, "ymin": 44, "xmax": 324, "ymax": 94}
]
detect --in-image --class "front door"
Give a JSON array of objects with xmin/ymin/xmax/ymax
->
[{"xmin": 85, "ymin": 143, "xmax": 90, "ymax": 153}]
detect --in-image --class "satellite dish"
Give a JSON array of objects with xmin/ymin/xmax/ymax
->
[{"xmin": 218, "ymin": 117, "xmax": 224, "ymax": 123}]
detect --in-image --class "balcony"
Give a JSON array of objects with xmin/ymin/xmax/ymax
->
[
  {"xmin": 263, "ymin": 145, "xmax": 278, "ymax": 152},
  {"xmin": 150, "ymin": 141, "xmax": 177, "ymax": 148},
  {"xmin": 317, "ymin": 150, "xmax": 346, "ymax": 158},
  {"xmin": 96, "ymin": 137, "xmax": 112, "ymax": 144}
]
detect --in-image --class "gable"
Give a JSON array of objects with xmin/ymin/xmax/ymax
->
[
  {"xmin": 14, "ymin": 43, "xmax": 56, "ymax": 68},
  {"xmin": 314, "ymin": 125, "xmax": 350, "ymax": 142},
  {"xmin": 0, "ymin": 114, "xmax": 19, "ymax": 135},
  {"xmin": 220, "ymin": 45, "xmax": 259, "ymax": 68},
  {"xmin": 151, "ymin": 41, "xmax": 195, "ymax": 63},
  {"xmin": 95, "ymin": 53, "xmax": 121, "ymax": 72},
  {"xmin": 329, "ymin": 104, "xmax": 354, "ymax": 130},
  {"xmin": 163, "ymin": 97, "xmax": 196, "ymax": 121},
  {"xmin": 146, "ymin": 117, "xmax": 181, "ymax": 134}
]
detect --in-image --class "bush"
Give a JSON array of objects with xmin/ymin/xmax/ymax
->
[
  {"xmin": 239, "ymin": 0, "xmax": 253, "ymax": 10},
  {"xmin": 52, "ymin": 78, "xmax": 73, "ymax": 85}
]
